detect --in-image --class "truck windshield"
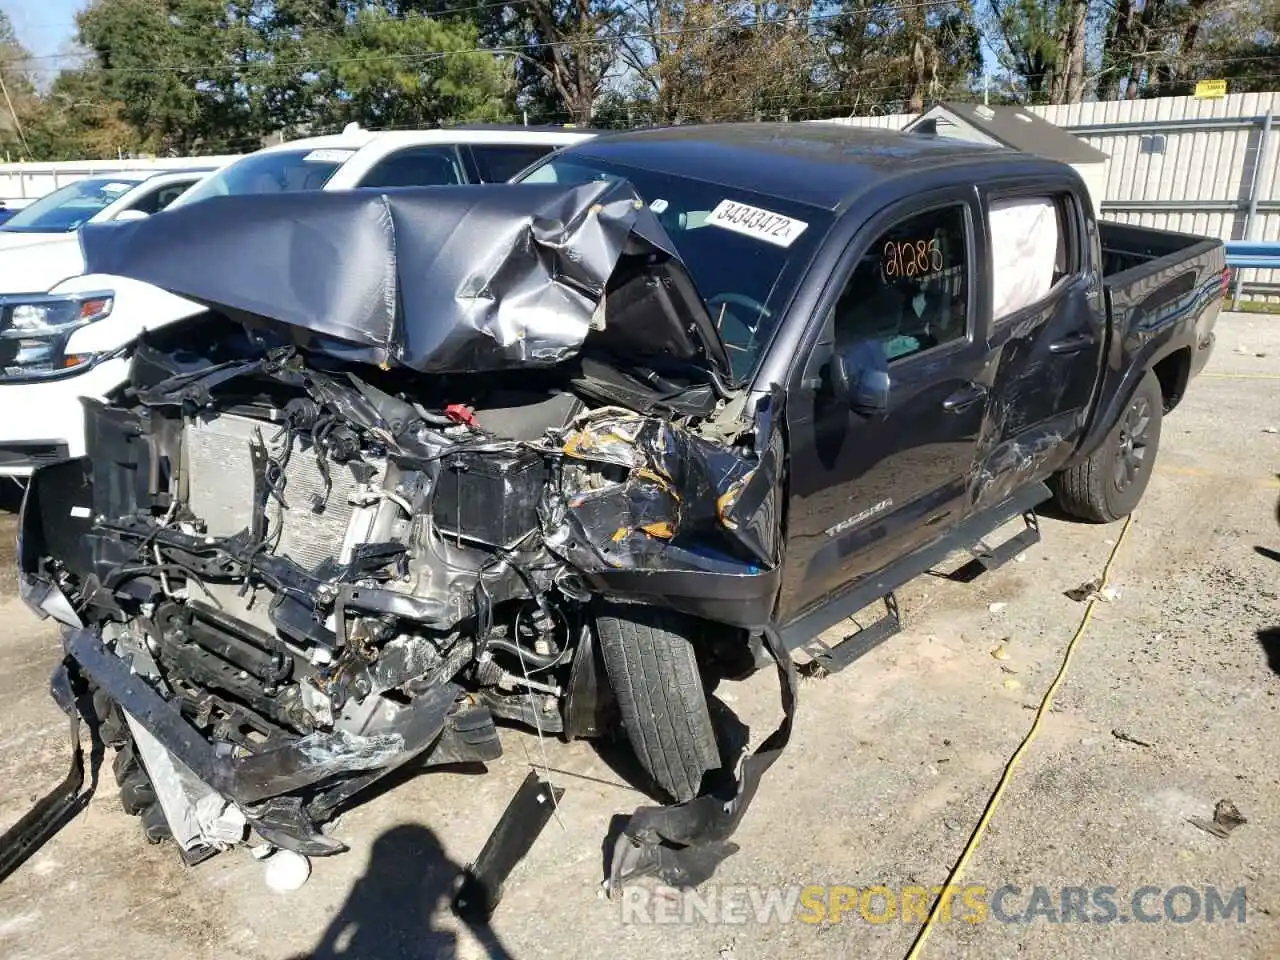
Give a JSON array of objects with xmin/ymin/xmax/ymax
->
[
  {"xmin": 175, "ymin": 148, "xmax": 350, "ymax": 207},
  {"xmin": 1, "ymin": 177, "xmax": 138, "ymax": 233},
  {"xmin": 516, "ymin": 155, "xmax": 831, "ymax": 381}
]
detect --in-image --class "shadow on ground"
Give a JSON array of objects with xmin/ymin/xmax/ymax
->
[
  {"xmin": 0, "ymin": 482, "xmax": 19, "ymax": 598},
  {"xmin": 0, "ymin": 480, "xmax": 22, "ymax": 515},
  {"xmin": 287, "ymin": 823, "xmax": 516, "ymax": 960},
  {"xmin": 1258, "ymin": 628, "xmax": 1280, "ymax": 677}
]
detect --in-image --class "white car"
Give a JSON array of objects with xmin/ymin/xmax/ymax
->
[
  {"xmin": 0, "ymin": 125, "xmax": 594, "ymax": 477},
  {"xmin": 0, "ymin": 169, "xmax": 216, "ymax": 251}
]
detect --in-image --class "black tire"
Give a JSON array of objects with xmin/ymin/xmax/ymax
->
[
  {"xmin": 111, "ymin": 738, "xmax": 170, "ymax": 843},
  {"xmin": 119, "ymin": 770, "xmax": 157, "ymax": 816},
  {"xmin": 1052, "ymin": 369, "xmax": 1163, "ymax": 523},
  {"xmin": 112, "ymin": 741, "xmax": 138, "ymax": 786},
  {"xmin": 92, "ymin": 689, "xmax": 128, "ymax": 749},
  {"xmin": 140, "ymin": 802, "xmax": 172, "ymax": 844},
  {"xmin": 594, "ymin": 600, "xmax": 719, "ymax": 803}
]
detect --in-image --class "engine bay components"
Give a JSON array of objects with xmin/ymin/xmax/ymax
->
[{"xmin": 9, "ymin": 178, "xmax": 790, "ymax": 908}]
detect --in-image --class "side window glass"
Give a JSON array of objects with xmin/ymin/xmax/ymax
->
[
  {"xmin": 833, "ymin": 205, "xmax": 969, "ymax": 363},
  {"xmin": 126, "ymin": 182, "xmax": 192, "ymax": 215},
  {"xmin": 153, "ymin": 184, "xmax": 190, "ymax": 212},
  {"xmin": 125, "ymin": 185, "xmax": 166, "ymax": 215},
  {"xmin": 471, "ymin": 145, "xmax": 555, "ymax": 182},
  {"xmin": 989, "ymin": 195, "xmax": 1072, "ymax": 321},
  {"xmin": 359, "ymin": 147, "xmax": 464, "ymax": 188}
]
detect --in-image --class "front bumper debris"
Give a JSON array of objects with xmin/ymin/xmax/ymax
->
[
  {"xmin": 2, "ymin": 179, "xmax": 804, "ymax": 912},
  {"xmin": 452, "ymin": 771, "xmax": 566, "ymax": 923},
  {"xmin": 0, "ymin": 663, "xmax": 87, "ymax": 883},
  {"xmin": 56, "ymin": 626, "xmax": 461, "ymax": 855},
  {"xmin": 605, "ymin": 624, "xmax": 797, "ymax": 895}
]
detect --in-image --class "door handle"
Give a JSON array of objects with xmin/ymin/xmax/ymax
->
[
  {"xmin": 1049, "ymin": 332, "xmax": 1097, "ymax": 355},
  {"xmin": 942, "ymin": 383, "xmax": 988, "ymax": 413}
]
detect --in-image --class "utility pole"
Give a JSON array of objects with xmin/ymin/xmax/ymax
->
[{"xmin": 0, "ymin": 74, "xmax": 31, "ymax": 160}]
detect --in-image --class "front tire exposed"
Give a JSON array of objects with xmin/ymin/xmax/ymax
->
[
  {"xmin": 593, "ymin": 600, "xmax": 720, "ymax": 803},
  {"xmin": 112, "ymin": 740, "xmax": 172, "ymax": 844},
  {"xmin": 1052, "ymin": 369, "xmax": 1164, "ymax": 522}
]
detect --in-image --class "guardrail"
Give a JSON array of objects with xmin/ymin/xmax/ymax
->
[{"xmin": 1225, "ymin": 241, "xmax": 1280, "ymax": 270}]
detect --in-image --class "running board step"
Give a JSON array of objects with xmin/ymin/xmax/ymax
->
[
  {"xmin": 799, "ymin": 594, "xmax": 901, "ymax": 676},
  {"xmin": 945, "ymin": 510, "xmax": 1041, "ymax": 582},
  {"xmin": 778, "ymin": 481, "xmax": 1052, "ymax": 659}
]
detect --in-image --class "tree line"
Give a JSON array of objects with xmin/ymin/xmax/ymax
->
[{"xmin": 0, "ymin": 0, "xmax": 1276, "ymax": 161}]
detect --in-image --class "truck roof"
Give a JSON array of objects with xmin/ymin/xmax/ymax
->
[{"xmin": 564, "ymin": 122, "xmax": 1054, "ymax": 213}]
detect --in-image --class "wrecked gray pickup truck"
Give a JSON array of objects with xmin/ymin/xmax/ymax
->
[{"xmin": 4, "ymin": 124, "xmax": 1225, "ymax": 905}]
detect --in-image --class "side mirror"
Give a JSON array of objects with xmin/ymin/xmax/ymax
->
[
  {"xmin": 113, "ymin": 209, "xmax": 150, "ymax": 222},
  {"xmin": 830, "ymin": 340, "xmax": 891, "ymax": 417}
]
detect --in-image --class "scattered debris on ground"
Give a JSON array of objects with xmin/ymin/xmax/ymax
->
[
  {"xmin": 1188, "ymin": 799, "xmax": 1249, "ymax": 839},
  {"xmin": 1111, "ymin": 728, "xmax": 1154, "ymax": 748},
  {"xmin": 1064, "ymin": 578, "xmax": 1121, "ymax": 602}
]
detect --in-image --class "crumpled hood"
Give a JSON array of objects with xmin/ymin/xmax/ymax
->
[
  {"xmin": 0, "ymin": 234, "xmax": 86, "ymax": 293},
  {"xmin": 78, "ymin": 180, "xmax": 733, "ymax": 379}
]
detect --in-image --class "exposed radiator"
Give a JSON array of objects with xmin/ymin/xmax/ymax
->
[{"xmin": 182, "ymin": 412, "xmax": 383, "ymax": 573}]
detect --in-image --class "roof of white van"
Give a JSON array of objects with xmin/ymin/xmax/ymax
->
[{"xmin": 259, "ymin": 125, "xmax": 595, "ymax": 154}]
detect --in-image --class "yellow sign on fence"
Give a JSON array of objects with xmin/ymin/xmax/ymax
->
[{"xmin": 1195, "ymin": 79, "xmax": 1227, "ymax": 99}]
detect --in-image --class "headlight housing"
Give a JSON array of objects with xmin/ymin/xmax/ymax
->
[{"xmin": 0, "ymin": 291, "xmax": 114, "ymax": 381}]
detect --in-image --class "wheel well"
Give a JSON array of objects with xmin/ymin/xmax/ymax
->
[{"xmin": 1152, "ymin": 348, "xmax": 1191, "ymax": 413}]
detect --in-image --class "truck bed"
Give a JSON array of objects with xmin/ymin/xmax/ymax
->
[
  {"xmin": 1101, "ymin": 221, "xmax": 1224, "ymax": 278},
  {"xmin": 1099, "ymin": 221, "xmax": 1225, "ymax": 334},
  {"xmin": 1070, "ymin": 220, "xmax": 1225, "ymax": 465}
]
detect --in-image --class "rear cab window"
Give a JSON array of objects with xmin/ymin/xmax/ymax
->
[{"xmin": 988, "ymin": 193, "xmax": 1082, "ymax": 322}]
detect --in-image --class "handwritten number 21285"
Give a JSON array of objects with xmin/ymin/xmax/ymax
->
[{"xmin": 884, "ymin": 239, "xmax": 943, "ymax": 278}]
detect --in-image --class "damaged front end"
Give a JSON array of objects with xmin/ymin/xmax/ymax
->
[{"xmin": 12, "ymin": 180, "xmax": 791, "ymax": 889}]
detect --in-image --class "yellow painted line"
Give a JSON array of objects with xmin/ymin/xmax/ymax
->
[
  {"xmin": 904, "ymin": 516, "xmax": 1136, "ymax": 960},
  {"xmin": 1158, "ymin": 464, "xmax": 1280, "ymax": 488},
  {"xmin": 1200, "ymin": 371, "xmax": 1280, "ymax": 380}
]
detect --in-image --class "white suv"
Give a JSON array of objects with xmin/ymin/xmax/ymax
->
[
  {"xmin": 0, "ymin": 125, "xmax": 594, "ymax": 477},
  {"xmin": 0, "ymin": 169, "xmax": 217, "ymax": 251}
]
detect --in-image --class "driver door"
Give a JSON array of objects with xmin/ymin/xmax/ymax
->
[{"xmin": 777, "ymin": 195, "xmax": 998, "ymax": 625}]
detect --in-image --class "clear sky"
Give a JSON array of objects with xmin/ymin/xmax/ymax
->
[{"xmin": 9, "ymin": 0, "xmax": 81, "ymax": 62}]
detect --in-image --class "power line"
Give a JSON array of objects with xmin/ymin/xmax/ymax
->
[
  {"xmin": 17, "ymin": 15, "xmax": 1280, "ymax": 82},
  {"xmin": 12, "ymin": 0, "xmax": 531, "ymax": 39},
  {"xmin": 100, "ymin": 70, "xmax": 1280, "ymax": 158},
  {"xmin": 18, "ymin": 0, "xmax": 965, "ymax": 72}
]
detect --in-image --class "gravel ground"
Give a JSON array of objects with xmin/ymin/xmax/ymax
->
[{"xmin": 0, "ymin": 313, "xmax": 1276, "ymax": 960}]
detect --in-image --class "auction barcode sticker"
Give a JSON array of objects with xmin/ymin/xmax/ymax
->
[{"xmin": 706, "ymin": 199, "xmax": 809, "ymax": 248}]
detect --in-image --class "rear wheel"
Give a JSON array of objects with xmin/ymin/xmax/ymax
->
[
  {"xmin": 1052, "ymin": 369, "xmax": 1163, "ymax": 522},
  {"xmin": 593, "ymin": 600, "xmax": 719, "ymax": 803}
]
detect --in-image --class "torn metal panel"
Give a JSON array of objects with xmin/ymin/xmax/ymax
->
[
  {"xmin": 541, "ymin": 390, "xmax": 783, "ymax": 577},
  {"xmin": 125, "ymin": 711, "xmax": 246, "ymax": 855},
  {"xmin": 79, "ymin": 180, "xmax": 732, "ymax": 379}
]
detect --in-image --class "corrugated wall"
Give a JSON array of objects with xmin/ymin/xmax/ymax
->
[{"xmin": 817, "ymin": 93, "xmax": 1280, "ymax": 298}]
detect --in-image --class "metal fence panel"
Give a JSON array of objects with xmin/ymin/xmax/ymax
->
[
  {"xmin": 0, "ymin": 156, "xmax": 242, "ymax": 209},
  {"xmin": 817, "ymin": 93, "xmax": 1280, "ymax": 300}
]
